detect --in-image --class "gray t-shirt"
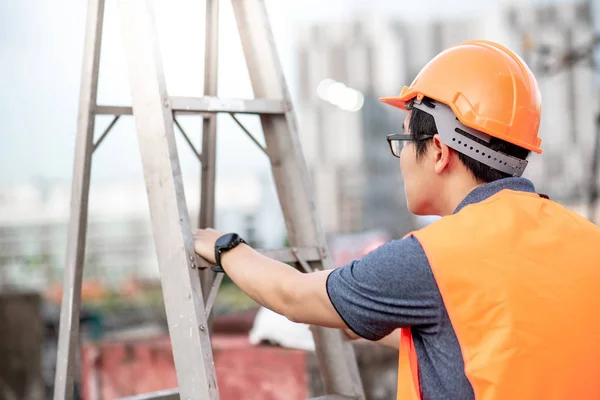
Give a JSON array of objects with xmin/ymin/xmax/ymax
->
[{"xmin": 326, "ymin": 177, "xmax": 537, "ymax": 400}]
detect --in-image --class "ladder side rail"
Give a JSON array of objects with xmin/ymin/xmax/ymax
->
[
  {"xmin": 230, "ymin": 1, "xmax": 365, "ymax": 398},
  {"xmin": 199, "ymin": 0, "xmax": 220, "ymax": 305},
  {"xmin": 54, "ymin": 0, "xmax": 106, "ymax": 398},
  {"xmin": 117, "ymin": 1, "xmax": 219, "ymax": 398}
]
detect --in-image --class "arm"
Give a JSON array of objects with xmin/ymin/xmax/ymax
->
[
  {"xmin": 194, "ymin": 229, "xmax": 443, "ymax": 341},
  {"xmin": 218, "ymin": 243, "xmax": 348, "ymax": 328}
]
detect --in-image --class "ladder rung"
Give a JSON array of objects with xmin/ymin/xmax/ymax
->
[
  {"xmin": 171, "ymin": 96, "xmax": 286, "ymax": 115},
  {"xmin": 115, "ymin": 388, "xmax": 179, "ymax": 400},
  {"xmin": 95, "ymin": 105, "xmax": 133, "ymax": 115},
  {"xmin": 308, "ymin": 396, "xmax": 357, "ymax": 400},
  {"xmin": 260, "ymin": 247, "xmax": 322, "ymax": 263},
  {"xmin": 95, "ymin": 97, "xmax": 286, "ymax": 116}
]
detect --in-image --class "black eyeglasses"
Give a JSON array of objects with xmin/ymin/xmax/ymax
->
[{"xmin": 386, "ymin": 133, "xmax": 435, "ymax": 158}]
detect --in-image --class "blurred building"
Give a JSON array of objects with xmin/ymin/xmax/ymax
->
[
  {"xmin": 503, "ymin": 1, "xmax": 598, "ymax": 202},
  {"xmin": 295, "ymin": 17, "xmax": 415, "ymax": 238},
  {"xmin": 295, "ymin": 0, "xmax": 598, "ymax": 236},
  {"xmin": 0, "ymin": 173, "xmax": 285, "ymax": 290},
  {"xmin": 1, "ymin": 1, "xmax": 597, "ymax": 291}
]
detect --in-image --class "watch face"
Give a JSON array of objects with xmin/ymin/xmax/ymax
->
[{"xmin": 216, "ymin": 233, "xmax": 237, "ymax": 249}]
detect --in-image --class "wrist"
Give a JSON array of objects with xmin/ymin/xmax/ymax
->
[
  {"xmin": 213, "ymin": 233, "xmax": 246, "ymax": 272},
  {"xmin": 219, "ymin": 243, "xmax": 249, "ymax": 267}
]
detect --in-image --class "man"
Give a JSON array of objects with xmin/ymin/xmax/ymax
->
[{"xmin": 194, "ymin": 40, "xmax": 600, "ymax": 399}]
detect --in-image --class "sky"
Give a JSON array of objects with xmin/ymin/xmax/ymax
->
[{"xmin": 0, "ymin": 0, "xmax": 591, "ymax": 189}]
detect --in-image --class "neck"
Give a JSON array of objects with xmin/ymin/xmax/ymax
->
[{"xmin": 436, "ymin": 174, "xmax": 483, "ymax": 216}]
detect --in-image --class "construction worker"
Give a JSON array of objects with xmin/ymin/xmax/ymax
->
[{"xmin": 194, "ymin": 40, "xmax": 600, "ymax": 399}]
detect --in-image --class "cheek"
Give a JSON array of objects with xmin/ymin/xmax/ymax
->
[
  {"xmin": 400, "ymin": 147, "xmax": 430, "ymax": 214},
  {"xmin": 399, "ymin": 144, "xmax": 410, "ymax": 174},
  {"xmin": 400, "ymin": 147, "xmax": 416, "ymax": 193}
]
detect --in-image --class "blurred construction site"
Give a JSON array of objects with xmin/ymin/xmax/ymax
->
[{"xmin": 1, "ymin": 0, "xmax": 599, "ymax": 399}]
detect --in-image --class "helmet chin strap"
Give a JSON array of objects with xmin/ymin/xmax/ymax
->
[{"xmin": 411, "ymin": 99, "xmax": 529, "ymax": 177}]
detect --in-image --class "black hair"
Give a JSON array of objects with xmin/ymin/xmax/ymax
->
[{"xmin": 409, "ymin": 97, "xmax": 530, "ymax": 183}]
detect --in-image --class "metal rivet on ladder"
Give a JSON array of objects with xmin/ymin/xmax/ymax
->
[{"xmin": 200, "ymin": 325, "xmax": 206, "ymax": 332}]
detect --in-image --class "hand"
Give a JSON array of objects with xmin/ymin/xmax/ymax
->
[{"xmin": 193, "ymin": 228, "xmax": 224, "ymax": 265}]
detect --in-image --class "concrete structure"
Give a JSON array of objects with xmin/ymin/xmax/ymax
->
[
  {"xmin": 295, "ymin": 17, "xmax": 415, "ymax": 237},
  {"xmin": 502, "ymin": 1, "xmax": 598, "ymax": 202},
  {"xmin": 295, "ymin": 0, "xmax": 598, "ymax": 236}
]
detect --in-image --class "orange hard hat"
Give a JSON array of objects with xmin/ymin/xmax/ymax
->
[{"xmin": 380, "ymin": 40, "xmax": 543, "ymax": 153}]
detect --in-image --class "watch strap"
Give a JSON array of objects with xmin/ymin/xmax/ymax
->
[{"xmin": 212, "ymin": 234, "xmax": 245, "ymax": 273}]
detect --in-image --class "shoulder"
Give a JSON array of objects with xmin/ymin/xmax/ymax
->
[
  {"xmin": 326, "ymin": 234, "xmax": 446, "ymax": 336},
  {"xmin": 329, "ymin": 234, "xmax": 438, "ymax": 303},
  {"xmin": 353, "ymin": 235, "xmax": 429, "ymax": 274}
]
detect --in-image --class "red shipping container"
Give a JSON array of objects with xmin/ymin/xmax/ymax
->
[{"xmin": 81, "ymin": 335, "xmax": 308, "ymax": 400}]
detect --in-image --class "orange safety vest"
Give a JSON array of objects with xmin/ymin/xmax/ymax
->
[{"xmin": 397, "ymin": 189, "xmax": 600, "ymax": 400}]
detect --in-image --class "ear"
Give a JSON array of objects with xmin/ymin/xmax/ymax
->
[{"xmin": 432, "ymin": 135, "xmax": 452, "ymax": 175}]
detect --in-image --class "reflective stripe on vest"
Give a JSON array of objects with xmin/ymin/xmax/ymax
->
[{"xmin": 397, "ymin": 190, "xmax": 600, "ymax": 400}]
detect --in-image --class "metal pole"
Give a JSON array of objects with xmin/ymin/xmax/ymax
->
[
  {"xmin": 231, "ymin": 1, "xmax": 365, "ymax": 398},
  {"xmin": 53, "ymin": 1, "xmax": 105, "ymax": 399},
  {"xmin": 117, "ymin": 1, "xmax": 219, "ymax": 398},
  {"xmin": 93, "ymin": 115, "xmax": 120, "ymax": 152},
  {"xmin": 174, "ymin": 117, "xmax": 202, "ymax": 162},
  {"xmin": 228, "ymin": 113, "xmax": 268, "ymax": 156},
  {"xmin": 199, "ymin": 0, "xmax": 219, "ymax": 306}
]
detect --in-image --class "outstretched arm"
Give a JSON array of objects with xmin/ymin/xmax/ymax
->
[
  {"xmin": 194, "ymin": 228, "xmax": 442, "ymax": 342},
  {"xmin": 193, "ymin": 228, "xmax": 348, "ymax": 328}
]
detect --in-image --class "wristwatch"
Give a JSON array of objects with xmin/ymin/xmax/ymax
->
[{"xmin": 212, "ymin": 233, "xmax": 246, "ymax": 273}]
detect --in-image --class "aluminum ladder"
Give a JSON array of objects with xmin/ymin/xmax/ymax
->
[{"xmin": 53, "ymin": 0, "xmax": 366, "ymax": 399}]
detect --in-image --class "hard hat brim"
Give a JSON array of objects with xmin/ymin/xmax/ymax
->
[
  {"xmin": 379, "ymin": 91, "xmax": 543, "ymax": 155},
  {"xmin": 379, "ymin": 85, "xmax": 416, "ymax": 111}
]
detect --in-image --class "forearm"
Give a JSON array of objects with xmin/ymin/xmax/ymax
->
[
  {"xmin": 219, "ymin": 244, "xmax": 302, "ymax": 317},
  {"xmin": 219, "ymin": 244, "xmax": 345, "ymax": 328}
]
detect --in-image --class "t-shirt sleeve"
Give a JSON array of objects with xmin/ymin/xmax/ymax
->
[{"xmin": 326, "ymin": 235, "xmax": 443, "ymax": 341}]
